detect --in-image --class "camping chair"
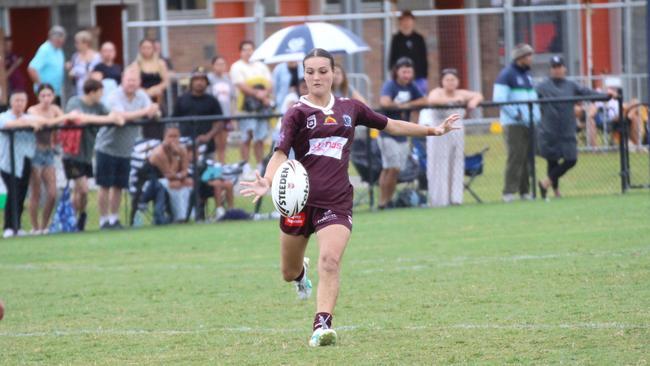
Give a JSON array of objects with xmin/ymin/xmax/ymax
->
[
  {"xmin": 464, "ymin": 147, "xmax": 489, "ymax": 203},
  {"xmin": 129, "ymin": 139, "xmax": 174, "ymax": 226}
]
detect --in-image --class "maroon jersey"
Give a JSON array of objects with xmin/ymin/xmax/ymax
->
[{"xmin": 276, "ymin": 95, "xmax": 388, "ymax": 211}]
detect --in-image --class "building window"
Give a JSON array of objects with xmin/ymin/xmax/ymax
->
[{"xmin": 167, "ymin": 0, "xmax": 208, "ymax": 11}]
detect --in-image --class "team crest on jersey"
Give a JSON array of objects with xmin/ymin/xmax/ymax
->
[
  {"xmin": 324, "ymin": 116, "xmax": 337, "ymax": 125},
  {"xmin": 342, "ymin": 114, "xmax": 352, "ymax": 127},
  {"xmin": 306, "ymin": 114, "xmax": 317, "ymax": 129}
]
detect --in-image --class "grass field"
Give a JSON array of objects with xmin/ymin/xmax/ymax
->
[{"xmin": 1, "ymin": 192, "xmax": 648, "ymax": 365}]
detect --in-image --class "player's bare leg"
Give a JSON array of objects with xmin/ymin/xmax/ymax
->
[
  {"xmin": 280, "ymin": 232, "xmax": 312, "ymax": 300},
  {"xmin": 310, "ymin": 224, "xmax": 351, "ymax": 346}
]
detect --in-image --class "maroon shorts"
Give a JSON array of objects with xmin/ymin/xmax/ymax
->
[{"xmin": 279, "ymin": 205, "xmax": 352, "ymax": 237}]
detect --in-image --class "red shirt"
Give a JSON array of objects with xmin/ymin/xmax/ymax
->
[{"xmin": 277, "ymin": 95, "xmax": 388, "ymax": 211}]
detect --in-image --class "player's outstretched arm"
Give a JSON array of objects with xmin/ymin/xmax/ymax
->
[
  {"xmin": 240, "ymin": 150, "xmax": 288, "ymax": 203},
  {"xmin": 384, "ymin": 113, "xmax": 461, "ymax": 137}
]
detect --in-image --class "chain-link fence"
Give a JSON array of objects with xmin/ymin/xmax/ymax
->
[{"xmin": 0, "ymin": 92, "xmax": 645, "ymax": 235}]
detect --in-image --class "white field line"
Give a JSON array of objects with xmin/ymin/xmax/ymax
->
[
  {"xmin": 1, "ymin": 322, "xmax": 648, "ymax": 338},
  {"xmin": 1, "ymin": 246, "xmax": 648, "ymax": 273}
]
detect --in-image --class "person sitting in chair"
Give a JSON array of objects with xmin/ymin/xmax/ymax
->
[{"xmin": 148, "ymin": 125, "xmax": 193, "ymax": 223}]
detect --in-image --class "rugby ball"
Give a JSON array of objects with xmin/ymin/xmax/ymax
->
[{"xmin": 271, "ymin": 160, "xmax": 309, "ymax": 217}]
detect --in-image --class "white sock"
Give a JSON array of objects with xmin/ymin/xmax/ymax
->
[
  {"xmin": 108, "ymin": 214, "xmax": 118, "ymax": 224},
  {"xmin": 99, "ymin": 216, "xmax": 109, "ymax": 226}
]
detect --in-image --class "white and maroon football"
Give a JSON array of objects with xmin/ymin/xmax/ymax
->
[{"xmin": 271, "ymin": 160, "xmax": 309, "ymax": 217}]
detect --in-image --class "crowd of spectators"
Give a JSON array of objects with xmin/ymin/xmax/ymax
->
[{"xmin": 0, "ymin": 11, "xmax": 641, "ymax": 237}]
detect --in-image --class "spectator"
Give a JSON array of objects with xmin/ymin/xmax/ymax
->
[
  {"xmin": 332, "ymin": 64, "xmax": 367, "ymax": 103},
  {"xmin": 427, "ymin": 68, "xmax": 483, "ymax": 207},
  {"xmin": 4, "ymin": 37, "xmax": 27, "ymax": 94},
  {"xmin": 148, "ymin": 125, "xmax": 192, "ymax": 223},
  {"xmin": 208, "ymin": 55, "xmax": 236, "ymax": 163},
  {"xmin": 66, "ymin": 30, "xmax": 101, "ymax": 97},
  {"xmin": 230, "ymin": 40, "xmax": 273, "ymax": 179},
  {"xmin": 586, "ymin": 78, "xmax": 645, "ymax": 150},
  {"xmin": 272, "ymin": 61, "xmax": 303, "ymax": 110},
  {"xmin": 378, "ymin": 57, "xmax": 428, "ymax": 209},
  {"xmin": 95, "ymin": 67, "xmax": 159, "ymax": 229},
  {"xmin": 133, "ymin": 39, "xmax": 169, "ymax": 107},
  {"xmin": 172, "ymin": 66, "xmax": 223, "ymax": 220},
  {"xmin": 536, "ymin": 56, "xmax": 607, "ymax": 199},
  {"xmin": 280, "ymin": 79, "xmax": 308, "ymax": 114},
  {"xmin": 93, "ymin": 41, "xmax": 123, "ymax": 85},
  {"xmin": 273, "ymin": 78, "xmax": 308, "ymax": 159},
  {"xmin": 207, "ymin": 176, "xmax": 234, "ymax": 220},
  {"xmin": 0, "ymin": 91, "xmax": 67, "ymax": 238},
  {"xmin": 27, "ymin": 85, "xmax": 64, "ymax": 234},
  {"xmin": 63, "ymin": 78, "xmax": 125, "ymax": 231},
  {"xmin": 89, "ymin": 70, "xmax": 118, "ymax": 105},
  {"xmin": 28, "ymin": 26, "xmax": 66, "ymax": 105},
  {"xmin": 133, "ymin": 38, "xmax": 169, "ymax": 141},
  {"xmin": 492, "ymin": 43, "xmax": 540, "ymax": 203},
  {"xmin": 153, "ymin": 40, "xmax": 174, "ymax": 71},
  {"xmin": 388, "ymin": 10, "xmax": 428, "ymax": 94}
]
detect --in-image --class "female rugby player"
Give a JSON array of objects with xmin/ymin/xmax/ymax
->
[{"xmin": 241, "ymin": 48, "xmax": 460, "ymax": 347}]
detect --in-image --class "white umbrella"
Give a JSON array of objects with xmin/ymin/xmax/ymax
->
[{"xmin": 251, "ymin": 22, "xmax": 370, "ymax": 64}]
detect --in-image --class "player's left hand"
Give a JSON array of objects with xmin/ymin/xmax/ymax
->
[
  {"xmin": 432, "ymin": 113, "xmax": 462, "ymax": 136},
  {"xmin": 239, "ymin": 170, "xmax": 270, "ymax": 203}
]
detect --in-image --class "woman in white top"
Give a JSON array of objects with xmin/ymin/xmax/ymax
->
[
  {"xmin": 426, "ymin": 68, "xmax": 483, "ymax": 207},
  {"xmin": 67, "ymin": 30, "xmax": 101, "ymax": 97},
  {"xmin": 208, "ymin": 55, "xmax": 236, "ymax": 163}
]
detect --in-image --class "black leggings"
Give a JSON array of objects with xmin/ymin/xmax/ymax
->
[
  {"xmin": 1, "ymin": 158, "xmax": 32, "ymax": 231},
  {"xmin": 546, "ymin": 158, "xmax": 577, "ymax": 190}
]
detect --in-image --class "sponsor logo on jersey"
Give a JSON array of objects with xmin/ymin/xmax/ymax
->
[
  {"xmin": 284, "ymin": 212, "xmax": 306, "ymax": 227},
  {"xmin": 343, "ymin": 114, "xmax": 352, "ymax": 127},
  {"xmin": 306, "ymin": 114, "xmax": 317, "ymax": 129},
  {"xmin": 306, "ymin": 136, "xmax": 348, "ymax": 160},
  {"xmin": 316, "ymin": 210, "xmax": 338, "ymax": 225},
  {"xmin": 324, "ymin": 116, "xmax": 337, "ymax": 125}
]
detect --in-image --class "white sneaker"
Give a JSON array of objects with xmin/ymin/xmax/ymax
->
[
  {"xmin": 215, "ymin": 206, "xmax": 226, "ymax": 220},
  {"xmin": 502, "ymin": 193, "xmax": 516, "ymax": 203},
  {"xmin": 294, "ymin": 257, "xmax": 312, "ymax": 300},
  {"xmin": 520, "ymin": 193, "xmax": 533, "ymax": 201},
  {"xmin": 3, "ymin": 229, "xmax": 14, "ymax": 239},
  {"xmin": 242, "ymin": 163, "xmax": 255, "ymax": 180},
  {"xmin": 29, "ymin": 229, "xmax": 42, "ymax": 236},
  {"xmin": 16, "ymin": 229, "xmax": 26, "ymax": 237},
  {"xmin": 309, "ymin": 328, "xmax": 337, "ymax": 347}
]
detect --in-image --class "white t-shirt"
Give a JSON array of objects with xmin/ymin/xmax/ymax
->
[{"xmin": 229, "ymin": 59, "xmax": 272, "ymax": 112}]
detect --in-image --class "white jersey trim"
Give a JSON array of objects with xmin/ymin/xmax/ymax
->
[{"xmin": 299, "ymin": 94, "xmax": 336, "ymax": 115}]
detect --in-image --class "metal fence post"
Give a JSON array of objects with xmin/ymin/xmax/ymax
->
[
  {"xmin": 528, "ymin": 102, "xmax": 537, "ymax": 199},
  {"xmin": 190, "ymin": 120, "xmax": 201, "ymax": 221},
  {"xmin": 617, "ymin": 96, "xmax": 630, "ymax": 193},
  {"xmin": 8, "ymin": 129, "xmax": 18, "ymax": 231}
]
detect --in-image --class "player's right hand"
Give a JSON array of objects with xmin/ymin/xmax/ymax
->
[{"xmin": 240, "ymin": 170, "xmax": 270, "ymax": 203}]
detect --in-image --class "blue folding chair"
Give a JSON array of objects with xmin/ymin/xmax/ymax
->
[{"xmin": 464, "ymin": 147, "xmax": 489, "ymax": 203}]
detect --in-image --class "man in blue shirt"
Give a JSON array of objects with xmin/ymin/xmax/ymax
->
[
  {"xmin": 28, "ymin": 26, "xmax": 66, "ymax": 105},
  {"xmin": 378, "ymin": 57, "xmax": 427, "ymax": 209},
  {"xmin": 493, "ymin": 43, "xmax": 540, "ymax": 202}
]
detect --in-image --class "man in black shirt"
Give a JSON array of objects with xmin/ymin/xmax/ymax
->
[
  {"xmin": 93, "ymin": 42, "xmax": 122, "ymax": 84},
  {"xmin": 173, "ymin": 66, "xmax": 223, "ymax": 149},
  {"xmin": 388, "ymin": 10, "xmax": 428, "ymax": 94},
  {"xmin": 172, "ymin": 66, "xmax": 223, "ymax": 220}
]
